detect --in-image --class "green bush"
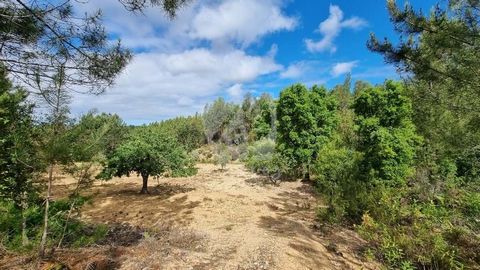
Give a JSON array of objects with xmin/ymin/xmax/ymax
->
[
  {"xmin": 215, "ymin": 143, "xmax": 231, "ymax": 170},
  {"xmin": 456, "ymin": 145, "xmax": 480, "ymax": 183},
  {"xmin": 463, "ymin": 191, "xmax": 480, "ymax": 221},
  {"xmin": 0, "ymin": 197, "xmax": 107, "ymax": 251},
  {"xmin": 313, "ymin": 140, "xmax": 363, "ymax": 223},
  {"xmin": 152, "ymin": 116, "xmax": 205, "ymax": 152},
  {"xmin": 315, "ymin": 81, "xmax": 480, "ymax": 269},
  {"xmin": 355, "ymin": 173, "xmax": 480, "ymax": 269},
  {"xmin": 353, "ymin": 81, "xmax": 421, "ymax": 186},
  {"xmin": 191, "ymin": 144, "xmax": 215, "ymax": 163},
  {"xmin": 245, "ymin": 138, "xmax": 275, "ymax": 172},
  {"xmin": 276, "ymin": 84, "xmax": 337, "ymax": 180},
  {"xmin": 245, "ymin": 138, "xmax": 290, "ymax": 182}
]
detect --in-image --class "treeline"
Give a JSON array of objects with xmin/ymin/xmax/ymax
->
[{"xmin": 202, "ymin": 93, "xmax": 276, "ymax": 144}]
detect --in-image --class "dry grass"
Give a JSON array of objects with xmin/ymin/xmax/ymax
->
[
  {"xmin": 237, "ymin": 246, "xmax": 276, "ymax": 270},
  {"xmin": 2, "ymin": 163, "xmax": 380, "ymax": 270},
  {"xmin": 120, "ymin": 223, "xmax": 207, "ymax": 270}
]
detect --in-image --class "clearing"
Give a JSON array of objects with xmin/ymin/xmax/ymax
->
[{"xmin": 4, "ymin": 163, "xmax": 379, "ymax": 269}]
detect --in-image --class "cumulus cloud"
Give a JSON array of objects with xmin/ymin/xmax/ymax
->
[
  {"xmin": 189, "ymin": 0, "xmax": 297, "ymax": 46},
  {"xmin": 156, "ymin": 48, "xmax": 282, "ymax": 82},
  {"xmin": 71, "ymin": 49, "xmax": 281, "ymax": 122},
  {"xmin": 67, "ymin": 0, "xmax": 295, "ymax": 123},
  {"xmin": 305, "ymin": 5, "xmax": 367, "ymax": 53},
  {"xmin": 75, "ymin": 0, "xmax": 296, "ymax": 50},
  {"xmin": 331, "ymin": 61, "xmax": 358, "ymax": 77}
]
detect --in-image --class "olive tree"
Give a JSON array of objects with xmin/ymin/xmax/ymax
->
[
  {"xmin": 203, "ymin": 97, "xmax": 235, "ymax": 143},
  {"xmin": 98, "ymin": 127, "xmax": 196, "ymax": 194}
]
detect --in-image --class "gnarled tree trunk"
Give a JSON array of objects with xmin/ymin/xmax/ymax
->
[{"xmin": 140, "ymin": 173, "xmax": 149, "ymax": 194}]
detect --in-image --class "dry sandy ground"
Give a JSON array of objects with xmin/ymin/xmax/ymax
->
[
  {"xmin": 83, "ymin": 163, "xmax": 378, "ymax": 270},
  {"xmin": 3, "ymin": 163, "xmax": 379, "ymax": 270}
]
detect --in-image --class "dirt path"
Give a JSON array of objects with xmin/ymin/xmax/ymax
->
[{"xmin": 61, "ymin": 163, "xmax": 377, "ymax": 269}]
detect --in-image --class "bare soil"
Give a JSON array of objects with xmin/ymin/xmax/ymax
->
[{"xmin": 1, "ymin": 163, "xmax": 379, "ymax": 270}]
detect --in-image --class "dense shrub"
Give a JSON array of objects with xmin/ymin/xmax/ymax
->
[
  {"xmin": 313, "ymin": 80, "xmax": 480, "ymax": 269},
  {"xmin": 313, "ymin": 139, "xmax": 363, "ymax": 223},
  {"xmin": 357, "ymin": 182, "xmax": 480, "ymax": 269},
  {"xmin": 152, "ymin": 116, "xmax": 205, "ymax": 152},
  {"xmin": 251, "ymin": 94, "xmax": 276, "ymax": 140},
  {"xmin": 0, "ymin": 198, "xmax": 106, "ymax": 251},
  {"xmin": 276, "ymin": 84, "xmax": 337, "ymax": 180},
  {"xmin": 456, "ymin": 145, "xmax": 480, "ymax": 183},
  {"xmin": 353, "ymin": 133, "xmax": 479, "ymax": 269},
  {"xmin": 245, "ymin": 138, "xmax": 290, "ymax": 182},
  {"xmin": 245, "ymin": 138, "xmax": 275, "ymax": 172},
  {"xmin": 191, "ymin": 144, "xmax": 215, "ymax": 163},
  {"xmin": 353, "ymin": 81, "xmax": 421, "ymax": 186}
]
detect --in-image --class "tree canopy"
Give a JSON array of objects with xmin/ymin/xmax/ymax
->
[
  {"xmin": 98, "ymin": 127, "xmax": 196, "ymax": 194},
  {"xmin": 0, "ymin": 0, "xmax": 190, "ymax": 94},
  {"xmin": 276, "ymin": 84, "xmax": 337, "ymax": 179},
  {"xmin": 0, "ymin": 67, "xmax": 40, "ymax": 209},
  {"xmin": 353, "ymin": 80, "xmax": 420, "ymax": 186}
]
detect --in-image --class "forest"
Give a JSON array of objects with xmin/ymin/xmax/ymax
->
[{"xmin": 0, "ymin": 0, "xmax": 479, "ymax": 269}]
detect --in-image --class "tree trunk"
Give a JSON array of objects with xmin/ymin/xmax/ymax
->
[
  {"xmin": 57, "ymin": 199, "xmax": 75, "ymax": 249},
  {"xmin": 303, "ymin": 164, "xmax": 310, "ymax": 181},
  {"xmin": 140, "ymin": 173, "xmax": 149, "ymax": 194},
  {"xmin": 21, "ymin": 191, "xmax": 29, "ymax": 246},
  {"xmin": 39, "ymin": 163, "xmax": 53, "ymax": 257},
  {"xmin": 303, "ymin": 171, "xmax": 310, "ymax": 181}
]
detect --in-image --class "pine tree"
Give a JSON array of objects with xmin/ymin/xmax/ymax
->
[{"xmin": 0, "ymin": 67, "xmax": 41, "ymax": 246}]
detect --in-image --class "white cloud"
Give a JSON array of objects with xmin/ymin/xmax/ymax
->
[
  {"xmin": 227, "ymin": 84, "xmax": 243, "ymax": 97},
  {"xmin": 342, "ymin": 17, "xmax": 368, "ymax": 29},
  {"xmin": 280, "ymin": 61, "xmax": 318, "ymax": 79},
  {"xmin": 305, "ymin": 5, "xmax": 367, "ymax": 53},
  {"xmin": 177, "ymin": 96, "xmax": 195, "ymax": 106},
  {"xmin": 331, "ymin": 61, "xmax": 358, "ymax": 77},
  {"xmin": 226, "ymin": 83, "xmax": 248, "ymax": 102},
  {"xmin": 75, "ymin": 0, "xmax": 296, "ymax": 51},
  {"xmin": 189, "ymin": 0, "xmax": 297, "ymax": 46},
  {"xmin": 162, "ymin": 48, "xmax": 281, "ymax": 82},
  {"xmin": 66, "ymin": 0, "xmax": 295, "ymax": 123},
  {"xmin": 71, "ymin": 49, "xmax": 281, "ymax": 122},
  {"xmin": 280, "ymin": 63, "xmax": 304, "ymax": 79}
]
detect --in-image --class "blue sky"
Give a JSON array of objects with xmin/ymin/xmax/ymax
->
[{"xmin": 71, "ymin": 0, "xmax": 438, "ymax": 124}]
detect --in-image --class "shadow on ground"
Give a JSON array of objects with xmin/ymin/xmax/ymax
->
[
  {"xmin": 244, "ymin": 176, "xmax": 279, "ymax": 187},
  {"xmin": 82, "ymin": 183, "xmax": 200, "ymax": 227}
]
